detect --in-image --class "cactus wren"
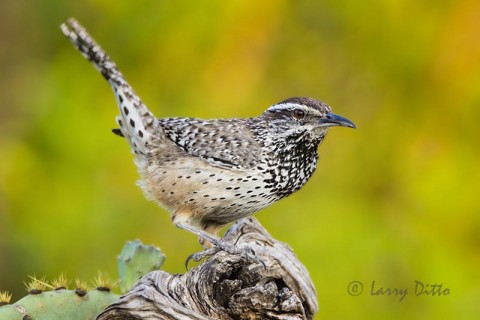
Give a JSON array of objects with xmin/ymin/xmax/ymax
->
[{"xmin": 61, "ymin": 19, "xmax": 355, "ymax": 254}]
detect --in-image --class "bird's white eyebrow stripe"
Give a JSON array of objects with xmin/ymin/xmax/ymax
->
[{"xmin": 267, "ymin": 103, "xmax": 322, "ymax": 115}]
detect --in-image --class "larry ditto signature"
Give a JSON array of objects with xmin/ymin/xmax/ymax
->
[{"xmin": 347, "ymin": 280, "xmax": 450, "ymax": 301}]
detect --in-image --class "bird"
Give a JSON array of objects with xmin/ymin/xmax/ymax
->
[{"xmin": 61, "ymin": 18, "xmax": 355, "ymax": 258}]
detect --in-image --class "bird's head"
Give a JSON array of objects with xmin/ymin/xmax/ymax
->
[{"xmin": 262, "ymin": 97, "xmax": 356, "ymax": 145}]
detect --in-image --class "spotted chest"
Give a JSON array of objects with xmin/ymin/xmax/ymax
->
[
  {"xmin": 247, "ymin": 122, "xmax": 324, "ymax": 200},
  {"xmin": 263, "ymin": 137, "xmax": 321, "ymax": 199}
]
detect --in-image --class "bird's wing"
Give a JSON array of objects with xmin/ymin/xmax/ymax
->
[{"xmin": 158, "ymin": 118, "xmax": 259, "ymax": 170}]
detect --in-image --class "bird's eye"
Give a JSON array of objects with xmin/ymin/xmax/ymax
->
[{"xmin": 292, "ymin": 109, "xmax": 306, "ymax": 120}]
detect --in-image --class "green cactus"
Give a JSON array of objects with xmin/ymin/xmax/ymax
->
[
  {"xmin": 0, "ymin": 289, "xmax": 119, "ymax": 320},
  {"xmin": 0, "ymin": 240, "xmax": 165, "ymax": 320},
  {"xmin": 117, "ymin": 239, "xmax": 165, "ymax": 293}
]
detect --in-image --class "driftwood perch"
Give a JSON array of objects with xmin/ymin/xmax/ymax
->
[{"xmin": 98, "ymin": 218, "xmax": 317, "ymax": 319}]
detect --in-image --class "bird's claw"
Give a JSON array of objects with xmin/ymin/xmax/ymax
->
[{"xmin": 185, "ymin": 247, "xmax": 220, "ymax": 269}]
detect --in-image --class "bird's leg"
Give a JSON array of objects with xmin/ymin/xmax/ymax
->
[
  {"xmin": 176, "ymin": 222, "xmax": 241, "ymax": 254},
  {"xmin": 175, "ymin": 222, "xmax": 224, "ymax": 248},
  {"xmin": 176, "ymin": 222, "xmax": 258, "ymax": 268}
]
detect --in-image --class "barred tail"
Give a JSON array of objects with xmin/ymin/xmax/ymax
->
[{"xmin": 61, "ymin": 18, "xmax": 161, "ymax": 157}]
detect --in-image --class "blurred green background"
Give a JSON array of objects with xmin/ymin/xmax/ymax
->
[{"xmin": 1, "ymin": 0, "xmax": 479, "ymax": 318}]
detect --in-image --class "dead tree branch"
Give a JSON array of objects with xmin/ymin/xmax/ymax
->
[{"xmin": 98, "ymin": 218, "xmax": 317, "ymax": 320}]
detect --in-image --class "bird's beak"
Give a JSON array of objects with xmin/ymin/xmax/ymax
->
[{"xmin": 319, "ymin": 113, "xmax": 356, "ymax": 128}]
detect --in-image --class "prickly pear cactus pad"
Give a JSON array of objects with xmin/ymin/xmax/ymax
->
[
  {"xmin": 0, "ymin": 289, "xmax": 119, "ymax": 320},
  {"xmin": 0, "ymin": 241, "xmax": 164, "ymax": 320},
  {"xmin": 117, "ymin": 239, "xmax": 165, "ymax": 293}
]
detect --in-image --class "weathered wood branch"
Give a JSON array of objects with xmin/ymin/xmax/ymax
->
[{"xmin": 98, "ymin": 218, "xmax": 318, "ymax": 320}]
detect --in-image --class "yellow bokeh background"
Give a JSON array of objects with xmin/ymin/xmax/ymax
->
[{"xmin": 1, "ymin": 1, "xmax": 479, "ymax": 318}]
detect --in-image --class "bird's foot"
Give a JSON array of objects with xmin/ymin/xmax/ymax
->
[
  {"xmin": 185, "ymin": 240, "xmax": 261, "ymax": 269},
  {"xmin": 185, "ymin": 247, "xmax": 220, "ymax": 268}
]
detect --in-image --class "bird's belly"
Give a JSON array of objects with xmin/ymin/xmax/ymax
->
[{"xmin": 141, "ymin": 159, "xmax": 275, "ymax": 226}]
